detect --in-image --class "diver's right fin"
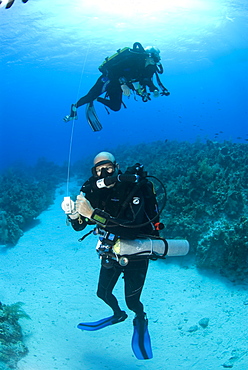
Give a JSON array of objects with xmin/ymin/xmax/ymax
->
[
  {"xmin": 131, "ymin": 314, "xmax": 153, "ymax": 360},
  {"xmin": 86, "ymin": 102, "xmax": 102, "ymax": 132},
  {"xmin": 77, "ymin": 311, "xmax": 128, "ymax": 331}
]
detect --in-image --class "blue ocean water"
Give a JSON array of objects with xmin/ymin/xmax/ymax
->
[
  {"xmin": 1, "ymin": 3, "xmax": 248, "ymax": 369},
  {"xmin": 0, "ymin": 0, "xmax": 247, "ymax": 171}
]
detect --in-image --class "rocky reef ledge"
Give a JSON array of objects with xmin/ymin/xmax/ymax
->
[{"xmin": 0, "ymin": 302, "xmax": 29, "ymax": 369}]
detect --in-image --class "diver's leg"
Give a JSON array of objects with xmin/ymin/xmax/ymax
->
[
  {"xmin": 97, "ymin": 262, "xmax": 123, "ymax": 316},
  {"xmin": 97, "ymin": 82, "xmax": 123, "ymax": 112},
  {"xmin": 124, "ymin": 259, "xmax": 152, "ymax": 360},
  {"xmin": 77, "ymin": 262, "xmax": 127, "ymax": 331},
  {"xmin": 124, "ymin": 259, "xmax": 149, "ymax": 317},
  {"xmin": 63, "ymin": 76, "xmax": 107, "ymax": 122},
  {"xmin": 75, "ymin": 76, "xmax": 105, "ymax": 108}
]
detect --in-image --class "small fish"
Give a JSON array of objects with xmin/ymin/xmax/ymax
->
[{"xmin": 0, "ymin": 0, "xmax": 28, "ymax": 9}]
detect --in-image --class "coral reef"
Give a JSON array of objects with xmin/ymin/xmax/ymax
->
[
  {"xmin": 0, "ymin": 159, "xmax": 66, "ymax": 245},
  {"xmin": 74, "ymin": 139, "xmax": 248, "ymax": 278},
  {"xmin": 0, "ymin": 302, "xmax": 29, "ymax": 369}
]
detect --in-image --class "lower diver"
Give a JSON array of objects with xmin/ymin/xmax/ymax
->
[
  {"xmin": 62, "ymin": 151, "xmax": 163, "ymax": 359},
  {"xmin": 63, "ymin": 42, "xmax": 170, "ymax": 131}
]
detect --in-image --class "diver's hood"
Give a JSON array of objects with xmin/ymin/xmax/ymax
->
[{"xmin": 145, "ymin": 46, "xmax": 161, "ymax": 63}]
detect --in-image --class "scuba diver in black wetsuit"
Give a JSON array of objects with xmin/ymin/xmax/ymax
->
[
  {"xmin": 63, "ymin": 42, "xmax": 170, "ymax": 131},
  {"xmin": 1, "ymin": 0, "xmax": 28, "ymax": 9},
  {"xmin": 64, "ymin": 151, "xmax": 163, "ymax": 359}
]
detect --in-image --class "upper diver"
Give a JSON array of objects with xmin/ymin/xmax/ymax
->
[
  {"xmin": 0, "ymin": 0, "xmax": 28, "ymax": 9},
  {"xmin": 63, "ymin": 42, "xmax": 170, "ymax": 131}
]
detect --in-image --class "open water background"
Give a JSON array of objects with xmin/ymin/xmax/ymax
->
[{"xmin": 0, "ymin": 0, "xmax": 247, "ymax": 170}]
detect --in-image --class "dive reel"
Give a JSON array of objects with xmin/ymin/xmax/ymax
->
[{"xmin": 61, "ymin": 196, "xmax": 76, "ymax": 215}]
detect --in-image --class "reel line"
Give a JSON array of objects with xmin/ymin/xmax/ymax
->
[{"xmin": 66, "ymin": 43, "xmax": 91, "ymax": 196}]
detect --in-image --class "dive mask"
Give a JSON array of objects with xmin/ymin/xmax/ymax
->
[{"xmin": 92, "ymin": 160, "xmax": 117, "ymax": 179}]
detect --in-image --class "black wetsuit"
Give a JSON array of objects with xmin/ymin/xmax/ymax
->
[
  {"xmin": 76, "ymin": 76, "xmax": 123, "ymax": 112},
  {"xmin": 70, "ymin": 176, "xmax": 159, "ymax": 317},
  {"xmin": 75, "ymin": 54, "xmax": 159, "ymax": 112}
]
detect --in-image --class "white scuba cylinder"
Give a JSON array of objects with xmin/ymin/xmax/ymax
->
[
  {"xmin": 112, "ymin": 238, "xmax": 189, "ymax": 258},
  {"xmin": 165, "ymin": 239, "xmax": 189, "ymax": 257}
]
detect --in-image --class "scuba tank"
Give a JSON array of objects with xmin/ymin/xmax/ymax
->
[
  {"xmin": 96, "ymin": 237, "xmax": 190, "ymax": 266},
  {"xmin": 98, "ymin": 42, "xmax": 146, "ymax": 75}
]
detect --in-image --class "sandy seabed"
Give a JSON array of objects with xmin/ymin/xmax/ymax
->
[{"xmin": 1, "ymin": 186, "xmax": 248, "ymax": 370}]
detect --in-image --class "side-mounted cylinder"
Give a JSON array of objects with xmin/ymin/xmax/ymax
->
[{"xmin": 112, "ymin": 238, "xmax": 189, "ymax": 259}]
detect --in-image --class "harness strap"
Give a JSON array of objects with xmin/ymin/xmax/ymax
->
[
  {"xmin": 117, "ymin": 179, "xmax": 148, "ymax": 219},
  {"xmin": 78, "ymin": 229, "xmax": 94, "ymax": 242},
  {"xmin": 104, "ymin": 106, "xmax": 110, "ymax": 115}
]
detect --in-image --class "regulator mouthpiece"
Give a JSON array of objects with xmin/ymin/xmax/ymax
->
[{"xmin": 96, "ymin": 174, "xmax": 139, "ymax": 189}]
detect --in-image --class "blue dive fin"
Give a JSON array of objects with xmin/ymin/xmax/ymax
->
[
  {"xmin": 131, "ymin": 315, "xmax": 153, "ymax": 360},
  {"xmin": 85, "ymin": 102, "xmax": 102, "ymax": 132},
  {"xmin": 77, "ymin": 311, "xmax": 128, "ymax": 331}
]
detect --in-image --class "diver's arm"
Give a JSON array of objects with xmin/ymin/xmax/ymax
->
[
  {"xmin": 67, "ymin": 187, "xmax": 94, "ymax": 231},
  {"xmin": 119, "ymin": 77, "xmax": 131, "ymax": 97},
  {"xmin": 68, "ymin": 212, "xmax": 96, "ymax": 231},
  {"xmin": 68, "ymin": 215, "xmax": 88, "ymax": 231},
  {"xmin": 140, "ymin": 65, "xmax": 158, "ymax": 93},
  {"xmin": 142, "ymin": 78, "xmax": 158, "ymax": 93}
]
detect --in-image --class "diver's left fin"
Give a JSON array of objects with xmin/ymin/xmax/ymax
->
[
  {"xmin": 77, "ymin": 311, "xmax": 128, "ymax": 331},
  {"xmin": 131, "ymin": 314, "xmax": 153, "ymax": 360},
  {"xmin": 86, "ymin": 102, "xmax": 102, "ymax": 132},
  {"xmin": 6, "ymin": 0, "xmax": 15, "ymax": 8}
]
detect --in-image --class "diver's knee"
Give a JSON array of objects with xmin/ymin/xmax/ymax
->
[
  {"xmin": 111, "ymin": 106, "xmax": 121, "ymax": 112},
  {"xmin": 125, "ymin": 298, "xmax": 137, "ymax": 312}
]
